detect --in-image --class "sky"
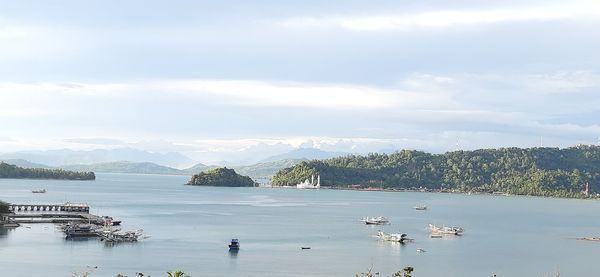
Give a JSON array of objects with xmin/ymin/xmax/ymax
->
[{"xmin": 1, "ymin": 0, "xmax": 600, "ymax": 164}]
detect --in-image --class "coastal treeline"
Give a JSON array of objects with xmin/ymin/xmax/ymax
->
[
  {"xmin": 0, "ymin": 200, "xmax": 9, "ymax": 213},
  {"xmin": 187, "ymin": 167, "xmax": 256, "ymax": 187},
  {"xmin": 272, "ymin": 145, "xmax": 600, "ymax": 197},
  {"xmin": 0, "ymin": 162, "xmax": 95, "ymax": 180}
]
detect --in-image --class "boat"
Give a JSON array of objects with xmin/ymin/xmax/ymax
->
[
  {"xmin": 376, "ymin": 231, "xmax": 413, "ymax": 243},
  {"xmin": 100, "ymin": 229, "xmax": 144, "ymax": 243},
  {"xmin": 414, "ymin": 205, "xmax": 427, "ymax": 210},
  {"xmin": 301, "ymin": 247, "xmax": 311, "ymax": 250},
  {"xmin": 362, "ymin": 216, "xmax": 390, "ymax": 225},
  {"xmin": 296, "ymin": 175, "xmax": 321, "ymax": 189},
  {"xmin": 428, "ymin": 224, "xmax": 464, "ymax": 235},
  {"xmin": 101, "ymin": 216, "xmax": 122, "ymax": 226},
  {"xmin": 229, "ymin": 239, "xmax": 240, "ymax": 250},
  {"xmin": 32, "ymin": 189, "xmax": 46, "ymax": 193},
  {"xmin": 65, "ymin": 224, "xmax": 99, "ymax": 238},
  {"xmin": 417, "ymin": 248, "xmax": 426, "ymax": 253}
]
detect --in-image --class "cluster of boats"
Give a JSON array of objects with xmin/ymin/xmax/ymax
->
[
  {"xmin": 60, "ymin": 221, "xmax": 145, "ymax": 243},
  {"xmin": 362, "ymin": 204, "xmax": 464, "ymax": 253}
]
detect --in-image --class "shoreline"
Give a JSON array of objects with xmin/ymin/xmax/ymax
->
[{"xmin": 266, "ymin": 185, "xmax": 600, "ymax": 201}]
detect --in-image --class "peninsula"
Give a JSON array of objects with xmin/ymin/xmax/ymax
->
[
  {"xmin": 0, "ymin": 162, "xmax": 95, "ymax": 180},
  {"xmin": 272, "ymin": 145, "xmax": 600, "ymax": 198},
  {"xmin": 187, "ymin": 167, "xmax": 256, "ymax": 187}
]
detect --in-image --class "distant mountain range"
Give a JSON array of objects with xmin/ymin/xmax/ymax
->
[
  {"xmin": 0, "ymin": 158, "xmax": 305, "ymax": 179},
  {"xmin": 259, "ymin": 148, "xmax": 347, "ymax": 163},
  {"xmin": 0, "ymin": 148, "xmax": 196, "ymax": 169},
  {"xmin": 61, "ymin": 162, "xmax": 186, "ymax": 175},
  {"xmin": 0, "ymin": 159, "xmax": 52, "ymax": 169},
  {"xmin": 0, "ymin": 147, "xmax": 348, "ymax": 179}
]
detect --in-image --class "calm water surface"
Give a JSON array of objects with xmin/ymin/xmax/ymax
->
[{"xmin": 1, "ymin": 173, "xmax": 600, "ymax": 276}]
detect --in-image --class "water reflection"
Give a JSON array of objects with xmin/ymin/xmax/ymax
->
[
  {"xmin": 229, "ymin": 249, "xmax": 239, "ymax": 258},
  {"xmin": 0, "ymin": 226, "xmax": 18, "ymax": 237}
]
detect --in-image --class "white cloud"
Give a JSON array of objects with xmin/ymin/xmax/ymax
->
[
  {"xmin": 1, "ymin": 70, "xmax": 599, "ymax": 160},
  {"xmin": 166, "ymin": 80, "xmax": 401, "ymax": 109},
  {"xmin": 525, "ymin": 71, "xmax": 600, "ymax": 93},
  {"xmin": 280, "ymin": 2, "xmax": 600, "ymax": 31},
  {"xmin": 0, "ymin": 80, "xmax": 412, "ymax": 110}
]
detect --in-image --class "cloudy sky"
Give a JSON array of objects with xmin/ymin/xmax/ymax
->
[{"xmin": 1, "ymin": 0, "xmax": 600, "ymax": 164}]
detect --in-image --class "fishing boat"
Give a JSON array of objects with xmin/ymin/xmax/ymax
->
[
  {"xmin": 376, "ymin": 231, "xmax": 413, "ymax": 243},
  {"xmin": 32, "ymin": 189, "xmax": 46, "ymax": 193},
  {"xmin": 65, "ymin": 224, "xmax": 99, "ymax": 238},
  {"xmin": 362, "ymin": 216, "xmax": 390, "ymax": 225},
  {"xmin": 414, "ymin": 204, "xmax": 427, "ymax": 210},
  {"xmin": 102, "ymin": 216, "xmax": 122, "ymax": 226},
  {"xmin": 428, "ymin": 224, "xmax": 464, "ymax": 235},
  {"xmin": 229, "ymin": 239, "xmax": 240, "ymax": 250}
]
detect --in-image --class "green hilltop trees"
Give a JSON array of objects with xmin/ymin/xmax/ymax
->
[
  {"xmin": 187, "ymin": 167, "xmax": 256, "ymax": 187},
  {"xmin": 272, "ymin": 145, "xmax": 600, "ymax": 198},
  {"xmin": 0, "ymin": 162, "xmax": 95, "ymax": 180}
]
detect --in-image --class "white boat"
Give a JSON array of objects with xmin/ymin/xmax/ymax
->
[
  {"xmin": 296, "ymin": 175, "xmax": 321, "ymax": 189},
  {"xmin": 376, "ymin": 231, "xmax": 412, "ymax": 243},
  {"xmin": 99, "ymin": 229, "xmax": 145, "ymax": 243},
  {"xmin": 428, "ymin": 224, "xmax": 464, "ymax": 235},
  {"xmin": 362, "ymin": 216, "xmax": 389, "ymax": 225},
  {"xmin": 414, "ymin": 204, "xmax": 427, "ymax": 210},
  {"xmin": 417, "ymin": 248, "xmax": 426, "ymax": 253}
]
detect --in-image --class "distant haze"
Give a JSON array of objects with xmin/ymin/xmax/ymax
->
[{"xmin": 1, "ymin": 0, "xmax": 600, "ymax": 164}]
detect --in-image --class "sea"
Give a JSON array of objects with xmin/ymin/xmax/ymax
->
[{"xmin": 1, "ymin": 173, "xmax": 600, "ymax": 276}]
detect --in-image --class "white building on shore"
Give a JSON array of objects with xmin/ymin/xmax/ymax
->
[{"xmin": 296, "ymin": 175, "xmax": 320, "ymax": 189}]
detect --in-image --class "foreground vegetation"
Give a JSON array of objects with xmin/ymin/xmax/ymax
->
[
  {"xmin": 0, "ymin": 162, "xmax": 95, "ymax": 180},
  {"xmin": 186, "ymin": 167, "xmax": 256, "ymax": 187},
  {"xmin": 273, "ymin": 145, "xmax": 600, "ymax": 198}
]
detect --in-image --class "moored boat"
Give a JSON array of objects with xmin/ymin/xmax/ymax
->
[
  {"xmin": 428, "ymin": 224, "xmax": 464, "ymax": 235},
  {"xmin": 376, "ymin": 231, "xmax": 413, "ymax": 243},
  {"xmin": 362, "ymin": 216, "xmax": 390, "ymax": 225},
  {"xmin": 65, "ymin": 224, "xmax": 99, "ymax": 238}
]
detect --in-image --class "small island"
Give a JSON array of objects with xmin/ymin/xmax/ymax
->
[
  {"xmin": 187, "ymin": 167, "xmax": 256, "ymax": 187},
  {"xmin": 0, "ymin": 162, "xmax": 95, "ymax": 180}
]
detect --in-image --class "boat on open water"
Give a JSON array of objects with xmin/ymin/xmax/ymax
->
[
  {"xmin": 229, "ymin": 239, "xmax": 240, "ymax": 250},
  {"xmin": 428, "ymin": 224, "xmax": 464, "ymax": 235},
  {"xmin": 414, "ymin": 204, "xmax": 427, "ymax": 210},
  {"xmin": 362, "ymin": 216, "xmax": 390, "ymax": 225}
]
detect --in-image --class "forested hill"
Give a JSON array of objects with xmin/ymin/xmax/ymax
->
[
  {"xmin": 0, "ymin": 162, "xmax": 95, "ymax": 180},
  {"xmin": 187, "ymin": 167, "xmax": 256, "ymax": 187},
  {"xmin": 272, "ymin": 145, "xmax": 600, "ymax": 197}
]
